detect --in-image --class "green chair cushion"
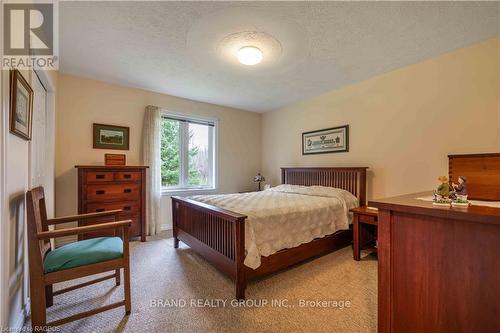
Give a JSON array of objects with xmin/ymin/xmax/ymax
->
[{"xmin": 44, "ymin": 237, "xmax": 123, "ymax": 273}]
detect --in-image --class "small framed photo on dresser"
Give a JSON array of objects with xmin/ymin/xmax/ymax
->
[{"xmin": 302, "ymin": 125, "xmax": 349, "ymax": 155}]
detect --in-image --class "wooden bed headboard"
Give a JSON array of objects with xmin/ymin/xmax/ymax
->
[
  {"xmin": 448, "ymin": 153, "xmax": 500, "ymax": 201},
  {"xmin": 281, "ymin": 167, "xmax": 368, "ymax": 206}
]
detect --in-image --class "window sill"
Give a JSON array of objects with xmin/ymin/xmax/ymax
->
[{"xmin": 161, "ymin": 187, "xmax": 217, "ymax": 196}]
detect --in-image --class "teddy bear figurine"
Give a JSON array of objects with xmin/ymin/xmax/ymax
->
[{"xmin": 436, "ymin": 175, "xmax": 452, "ymax": 198}]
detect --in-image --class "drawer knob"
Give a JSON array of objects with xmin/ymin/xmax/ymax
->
[
  {"xmin": 124, "ymin": 188, "xmax": 132, "ymax": 193},
  {"xmin": 96, "ymin": 174, "xmax": 105, "ymax": 179},
  {"xmin": 124, "ymin": 174, "xmax": 132, "ymax": 179},
  {"xmin": 96, "ymin": 208, "xmax": 105, "ymax": 212},
  {"xmin": 123, "ymin": 206, "xmax": 131, "ymax": 211},
  {"xmin": 96, "ymin": 190, "xmax": 105, "ymax": 195}
]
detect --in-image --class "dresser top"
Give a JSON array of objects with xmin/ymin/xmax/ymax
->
[
  {"xmin": 369, "ymin": 191, "xmax": 500, "ymax": 226},
  {"xmin": 75, "ymin": 165, "xmax": 149, "ymax": 169}
]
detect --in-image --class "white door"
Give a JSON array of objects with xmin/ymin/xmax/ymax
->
[{"xmin": 29, "ymin": 71, "xmax": 55, "ymax": 217}]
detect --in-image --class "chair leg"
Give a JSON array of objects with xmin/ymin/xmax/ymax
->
[
  {"xmin": 123, "ymin": 265, "xmax": 131, "ymax": 315},
  {"xmin": 122, "ymin": 226, "xmax": 132, "ymax": 315},
  {"xmin": 123, "ymin": 262, "xmax": 132, "ymax": 314},
  {"xmin": 45, "ymin": 285, "xmax": 53, "ymax": 307},
  {"xmin": 31, "ymin": 282, "xmax": 47, "ymax": 330},
  {"xmin": 115, "ymin": 269, "xmax": 121, "ymax": 286}
]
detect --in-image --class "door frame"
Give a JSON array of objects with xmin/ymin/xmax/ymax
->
[
  {"xmin": 0, "ymin": 2, "xmax": 7, "ymax": 326},
  {"xmin": 22, "ymin": 69, "xmax": 57, "ymax": 321}
]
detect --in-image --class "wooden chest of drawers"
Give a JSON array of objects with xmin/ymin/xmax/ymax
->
[{"xmin": 76, "ymin": 165, "xmax": 148, "ymax": 242}]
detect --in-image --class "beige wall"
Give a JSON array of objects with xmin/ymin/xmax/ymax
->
[
  {"xmin": 55, "ymin": 36, "xmax": 500, "ymax": 238},
  {"xmin": 55, "ymin": 74, "xmax": 261, "ymax": 235},
  {"xmin": 261, "ymin": 37, "xmax": 500, "ymax": 200}
]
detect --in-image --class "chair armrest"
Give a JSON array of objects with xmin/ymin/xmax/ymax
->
[
  {"xmin": 46, "ymin": 210, "xmax": 123, "ymax": 225},
  {"xmin": 37, "ymin": 220, "xmax": 132, "ymax": 239}
]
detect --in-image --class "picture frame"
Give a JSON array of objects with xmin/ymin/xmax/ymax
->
[
  {"xmin": 93, "ymin": 123, "xmax": 130, "ymax": 150},
  {"xmin": 302, "ymin": 125, "xmax": 349, "ymax": 155},
  {"xmin": 9, "ymin": 70, "xmax": 34, "ymax": 140}
]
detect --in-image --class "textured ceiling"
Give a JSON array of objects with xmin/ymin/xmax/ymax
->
[{"xmin": 59, "ymin": 2, "xmax": 500, "ymax": 112}]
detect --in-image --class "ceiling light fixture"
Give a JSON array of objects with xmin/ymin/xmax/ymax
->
[{"xmin": 237, "ymin": 46, "xmax": 263, "ymax": 65}]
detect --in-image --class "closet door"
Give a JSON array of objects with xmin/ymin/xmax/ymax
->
[{"xmin": 29, "ymin": 71, "xmax": 55, "ymax": 217}]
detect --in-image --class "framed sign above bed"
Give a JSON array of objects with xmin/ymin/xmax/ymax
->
[{"xmin": 302, "ymin": 125, "xmax": 349, "ymax": 155}]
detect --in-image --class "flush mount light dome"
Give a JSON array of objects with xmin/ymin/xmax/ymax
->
[{"xmin": 237, "ymin": 46, "xmax": 263, "ymax": 65}]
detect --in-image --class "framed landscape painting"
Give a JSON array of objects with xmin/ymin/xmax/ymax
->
[
  {"xmin": 93, "ymin": 123, "xmax": 130, "ymax": 150},
  {"xmin": 9, "ymin": 70, "xmax": 34, "ymax": 140},
  {"xmin": 302, "ymin": 125, "xmax": 349, "ymax": 155}
]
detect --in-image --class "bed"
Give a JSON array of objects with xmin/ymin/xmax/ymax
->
[{"xmin": 171, "ymin": 167, "xmax": 368, "ymax": 299}]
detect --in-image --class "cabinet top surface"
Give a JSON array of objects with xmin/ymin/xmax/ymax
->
[
  {"xmin": 369, "ymin": 191, "xmax": 500, "ymax": 226},
  {"xmin": 75, "ymin": 165, "xmax": 149, "ymax": 169}
]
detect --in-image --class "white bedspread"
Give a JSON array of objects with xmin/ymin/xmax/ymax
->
[{"xmin": 189, "ymin": 185, "xmax": 359, "ymax": 269}]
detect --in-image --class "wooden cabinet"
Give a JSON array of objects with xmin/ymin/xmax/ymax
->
[
  {"xmin": 76, "ymin": 165, "xmax": 148, "ymax": 242},
  {"xmin": 370, "ymin": 192, "xmax": 500, "ymax": 332}
]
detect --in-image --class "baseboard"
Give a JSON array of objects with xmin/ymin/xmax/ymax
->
[{"xmin": 12, "ymin": 300, "xmax": 29, "ymax": 330}]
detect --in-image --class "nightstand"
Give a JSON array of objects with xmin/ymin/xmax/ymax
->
[{"xmin": 350, "ymin": 206, "xmax": 378, "ymax": 261}]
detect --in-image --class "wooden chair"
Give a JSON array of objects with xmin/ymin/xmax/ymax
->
[{"xmin": 26, "ymin": 186, "xmax": 132, "ymax": 330}]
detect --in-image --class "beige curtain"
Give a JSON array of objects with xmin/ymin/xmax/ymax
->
[{"xmin": 142, "ymin": 105, "xmax": 162, "ymax": 236}]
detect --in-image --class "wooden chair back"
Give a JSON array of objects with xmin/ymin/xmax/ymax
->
[{"xmin": 26, "ymin": 186, "xmax": 51, "ymax": 269}]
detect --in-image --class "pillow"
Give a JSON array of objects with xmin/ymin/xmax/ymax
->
[{"xmin": 268, "ymin": 184, "xmax": 359, "ymax": 208}]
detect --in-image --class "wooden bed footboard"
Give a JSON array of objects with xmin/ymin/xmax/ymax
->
[{"xmin": 171, "ymin": 196, "xmax": 248, "ymax": 299}]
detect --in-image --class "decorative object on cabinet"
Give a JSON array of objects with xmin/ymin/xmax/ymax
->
[
  {"xmin": 76, "ymin": 165, "xmax": 148, "ymax": 242},
  {"xmin": 451, "ymin": 176, "xmax": 468, "ymax": 195},
  {"xmin": 105, "ymin": 153, "xmax": 126, "ymax": 166},
  {"xmin": 253, "ymin": 173, "xmax": 266, "ymax": 191},
  {"xmin": 433, "ymin": 175, "xmax": 452, "ymax": 206},
  {"xmin": 9, "ymin": 69, "xmax": 34, "ymax": 140},
  {"xmin": 93, "ymin": 123, "xmax": 130, "ymax": 150},
  {"xmin": 26, "ymin": 186, "xmax": 132, "ymax": 329},
  {"xmin": 302, "ymin": 125, "xmax": 349, "ymax": 155},
  {"xmin": 449, "ymin": 175, "xmax": 469, "ymax": 207},
  {"xmin": 435, "ymin": 175, "xmax": 451, "ymax": 197}
]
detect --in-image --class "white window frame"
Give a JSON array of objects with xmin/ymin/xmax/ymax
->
[{"xmin": 160, "ymin": 111, "xmax": 218, "ymax": 194}]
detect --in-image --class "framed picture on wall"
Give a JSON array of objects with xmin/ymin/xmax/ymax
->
[
  {"xmin": 9, "ymin": 70, "xmax": 34, "ymax": 140},
  {"xmin": 93, "ymin": 123, "xmax": 130, "ymax": 150},
  {"xmin": 302, "ymin": 125, "xmax": 349, "ymax": 155}
]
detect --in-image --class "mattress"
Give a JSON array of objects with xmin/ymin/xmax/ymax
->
[{"xmin": 189, "ymin": 184, "xmax": 359, "ymax": 269}]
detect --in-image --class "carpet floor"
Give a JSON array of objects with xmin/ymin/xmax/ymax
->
[{"xmin": 27, "ymin": 233, "xmax": 377, "ymax": 332}]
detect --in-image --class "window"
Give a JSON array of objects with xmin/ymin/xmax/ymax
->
[{"xmin": 161, "ymin": 113, "xmax": 216, "ymax": 191}]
